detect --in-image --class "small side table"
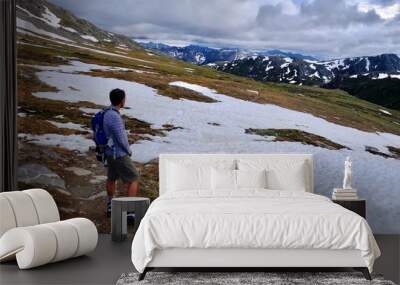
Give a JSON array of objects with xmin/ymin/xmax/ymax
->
[
  {"xmin": 332, "ymin": 199, "xmax": 366, "ymax": 218},
  {"xmin": 111, "ymin": 197, "xmax": 150, "ymax": 242}
]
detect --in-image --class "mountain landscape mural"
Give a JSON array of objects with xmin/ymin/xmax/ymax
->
[
  {"xmin": 16, "ymin": 0, "xmax": 400, "ymax": 234},
  {"xmin": 143, "ymin": 43, "xmax": 400, "ymax": 110}
]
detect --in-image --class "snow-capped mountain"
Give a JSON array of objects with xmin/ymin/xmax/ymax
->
[
  {"xmin": 214, "ymin": 54, "xmax": 400, "ymax": 85},
  {"xmin": 140, "ymin": 42, "xmax": 317, "ymax": 65},
  {"xmin": 141, "ymin": 42, "xmax": 400, "ymax": 86},
  {"xmin": 321, "ymin": 54, "xmax": 400, "ymax": 77},
  {"xmin": 16, "ymin": 0, "xmax": 140, "ymax": 49},
  {"xmin": 140, "ymin": 43, "xmax": 248, "ymax": 64},
  {"xmin": 214, "ymin": 56, "xmax": 333, "ymax": 85},
  {"xmin": 256, "ymin": 49, "xmax": 317, "ymax": 61}
]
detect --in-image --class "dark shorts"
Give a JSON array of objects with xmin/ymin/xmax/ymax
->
[{"xmin": 107, "ymin": 155, "xmax": 139, "ymax": 183}]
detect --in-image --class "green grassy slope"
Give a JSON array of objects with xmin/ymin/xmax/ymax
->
[{"xmin": 324, "ymin": 76, "xmax": 400, "ymax": 111}]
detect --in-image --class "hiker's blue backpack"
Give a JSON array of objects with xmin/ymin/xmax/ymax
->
[{"xmin": 91, "ymin": 109, "xmax": 109, "ymax": 164}]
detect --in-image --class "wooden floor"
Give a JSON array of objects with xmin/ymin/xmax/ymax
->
[{"xmin": 0, "ymin": 234, "xmax": 399, "ymax": 285}]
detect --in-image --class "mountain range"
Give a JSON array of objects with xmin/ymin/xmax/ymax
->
[
  {"xmin": 213, "ymin": 53, "xmax": 400, "ymax": 85},
  {"xmin": 140, "ymin": 42, "xmax": 317, "ymax": 65},
  {"xmin": 141, "ymin": 41, "xmax": 400, "ymax": 92},
  {"xmin": 212, "ymin": 53, "xmax": 400, "ymax": 110}
]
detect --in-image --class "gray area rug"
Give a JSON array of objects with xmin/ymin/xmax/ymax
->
[{"xmin": 116, "ymin": 272, "xmax": 396, "ymax": 285}]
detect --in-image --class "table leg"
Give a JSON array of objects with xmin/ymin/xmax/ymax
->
[
  {"xmin": 121, "ymin": 209, "xmax": 127, "ymax": 240},
  {"xmin": 111, "ymin": 201, "xmax": 122, "ymax": 242}
]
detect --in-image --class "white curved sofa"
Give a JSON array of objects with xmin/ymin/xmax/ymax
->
[{"xmin": 0, "ymin": 189, "xmax": 98, "ymax": 269}]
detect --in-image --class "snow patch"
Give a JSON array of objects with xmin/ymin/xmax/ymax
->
[
  {"xmin": 42, "ymin": 6, "xmax": 61, "ymax": 28},
  {"xmin": 195, "ymin": 54, "xmax": 206, "ymax": 64},
  {"xmin": 379, "ymin": 109, "xmax": 392, "ymax": 116},
  {"xmin": 310, "ymin": 71, "xmax": 321, "ymax": 78},
  {"xmin": 373, "ymin": 73, "xmax": 389, "ymax": 79},
  {"xmin": 284, "ymin": 57, "xmax": 293, "ymax": 63},
  {"xmin": 17, "ymin": 5, "xmax": 61, "ymax": 29},
  {"xmin": 17, "ymin": 18, "xmax": 74, "ymax": 43},
  {"xmin": 19, "ymin": 133, "xmax": 94, "ymax": 152},
  {"xmin": 265, "ymin": 62, "xmax": 274, "ymax": 72},
  {"xmin": 365, "ymin": 58, "xmax": 370, "ymax": 71},
  {"xmin": 107, "ymin": 67, "xmax": 157, "ymax": 74},
  {"xmin": 79, "ymin": 107, "xmax": 101, "ymax": 114},
  {"xmin": 280, "ymin": 62, "xmax": 290, "ymax": 68},
  {"xmin": 81, "ymin": 35, "xmax": 99, "ymax": 43},
  {"xmin": 47, "ymin": 120, "xmax": 88, "ymax": 131},
  {"xmin": 47, "ymin": 39, "xmax": 154, "ymax": 64},
  {"xmin": 62, "ymin": 26, "xmax": 78, "ymax": 33}
]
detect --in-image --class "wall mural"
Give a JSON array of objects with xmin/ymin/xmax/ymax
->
[{"xmin": 16, "ymin": 0, "xmax": 400, "ymax": 233}]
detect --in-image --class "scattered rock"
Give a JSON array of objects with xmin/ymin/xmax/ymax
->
[
  {"xmin": 365, "ymin": 146, "xmax": 400, "ymax": 159},
  {"xmin": 162, "ymin": 124, "xmax": 184, "ymax": 131},
  {"xmin": 86, "ymin": 191, "xmax": 107, "ymax": 200},
  {"xmin": 387, "ymin": 146, "xmax": 400, "ymax": 158},
  {"xmin": 365, "ymin": 146, "xmax": 392, "ymax": 158},
  {"xmin": 17, "ymin": 164, "xmax": 66, "ymax": 190},
  {"xmin": 246, "ymin": 89, "xmax": 259, "ymax": 95},
  {"xmin": 90, "ymin": 175, "xmax": 107, "ymax": 184},
  {"xmin": 68, "ymin": 86, "xmax": 80, "ymax": 91},
  {"xmin": 65, "ymin": 167, "xmax": 92, "ymax": 176}
]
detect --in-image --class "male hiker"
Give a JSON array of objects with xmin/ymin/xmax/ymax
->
[{"xmin": 103, "ymin": 88, "xmax": 140, "ymax": 214}]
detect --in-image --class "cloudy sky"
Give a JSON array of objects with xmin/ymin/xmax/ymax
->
[{"xmin": 49, "ymin": 0, "xmax": 400, "ymax": 59}]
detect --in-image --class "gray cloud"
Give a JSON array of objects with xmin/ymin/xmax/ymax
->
[{"xmin": 48, "ymin": 0, "xmax": 400, "ymax": 59}]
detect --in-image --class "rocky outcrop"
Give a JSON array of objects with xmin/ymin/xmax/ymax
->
[{"xmin": 17, "ymin": 163, "xmax": 66, "ymax": 190}]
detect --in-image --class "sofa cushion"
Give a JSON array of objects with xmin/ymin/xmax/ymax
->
[
  {"xmin": 0, "ymin": 218, "xmax": 98, "ymax": 269},
  {"xmin": 0, "ymin": 196, "xmax": 17, "ymax": 237},
  {"xmin": 24, "ymin": 189, "xmax": 60, "ymax": 224},
  {"xmin": 1, "ymin": 192, "xmax": 39, "ymax": 227}
]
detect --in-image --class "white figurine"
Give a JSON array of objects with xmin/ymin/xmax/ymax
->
[{"xmin": 343, "ymin": 156, "xmax": 353, "ymax": 189}]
